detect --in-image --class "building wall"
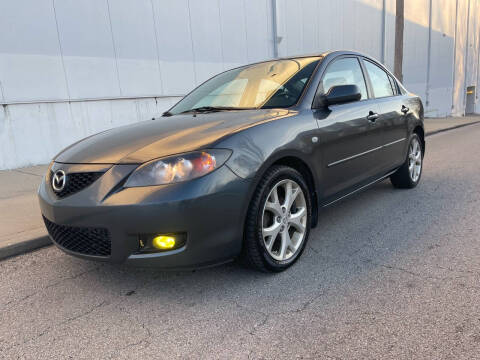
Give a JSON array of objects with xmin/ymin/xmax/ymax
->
[
  {"xmin": 275, "ymin": 0, "xmax": 480, "ymax": 117},
  {"xmin": 0, "ymin": 0, "xmax": 479, "ymax": 169},
  {"xmin": 0, "ymin": 0, "xmax": 274, "ymax": 170}
]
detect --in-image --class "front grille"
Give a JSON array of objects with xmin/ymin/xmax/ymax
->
[
  {"xmin": 50, "ymin": 171, "xmax": 104, "ymax": 198},
  {"xmin": 43, "ymin": 217, "xmax": 111, "ymax": 257}
]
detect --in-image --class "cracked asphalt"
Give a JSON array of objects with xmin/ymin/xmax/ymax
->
[{"xmin": 1, "ymin": 123, "xmax": 480, "ymax": 359}]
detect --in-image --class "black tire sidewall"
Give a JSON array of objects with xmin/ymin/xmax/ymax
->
[
  {"xmin": 391, "ymin": 133, "xmax": 424, "ymax": 189},
  {"xmin": 254, "ymin": 167, "xmax": 312, "ymax": 271}
]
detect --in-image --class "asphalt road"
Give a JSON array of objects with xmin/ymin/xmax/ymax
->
[{"xmin": 1, "ymin": 123, "xmax": 480, "ymax": 360}]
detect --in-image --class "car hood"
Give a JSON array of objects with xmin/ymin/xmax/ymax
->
[{"xmin": 54, "ymin": 109, "xmax": 291, "ymax": 164}]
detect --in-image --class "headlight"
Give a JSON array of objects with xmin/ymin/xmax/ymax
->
[{"xmin": 124, "ymin": 149, "xmax": 232, "ymax": 187}]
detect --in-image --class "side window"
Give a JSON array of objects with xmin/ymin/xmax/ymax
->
[
  {"xmin": 321, "ymin": 58, "xmax": 368, "ymax": 100},
  {"xmin": 364, "ymin": 61, "xmax": 394, "ymax": 98}
]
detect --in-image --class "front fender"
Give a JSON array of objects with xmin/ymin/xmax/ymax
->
[{"xmin": 218, "ymin": 110, "xmax": 319, "ymax": 180}]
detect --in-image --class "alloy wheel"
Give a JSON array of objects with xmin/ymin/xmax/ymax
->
[
  {"xmin": 261, "ymin": 179, "xmax": 307, "ymax": 261},
  {"xmin": 408, "ymin": 137, "xmax": 422, "ymax": 182}
]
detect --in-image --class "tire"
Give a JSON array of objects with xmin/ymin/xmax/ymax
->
[
  {"xmin": 242, "ymin": 165, "xmax": 312, "ymax": 272},
  {"xmin": 390, "ymin": 133, "xmax": 423, "ymax": 189}
]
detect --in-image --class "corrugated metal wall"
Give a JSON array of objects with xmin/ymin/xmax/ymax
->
[
  {"xmin": 276, "ymin": 0, "xmax": 388, "ymax": 65},
  {"xmin": 0, "ymin": 0, "xmax": 273, "ymax": 102},
  {"xmin": 275, "ymin": 0, "xmax": 480, "ymax": 117},
  {"xmin": 0, "ymin": 0, "xmax": 479, "ymax": 169},
  {"xmin": 0, "ymin": 0, "xmax": 274, "ymax": 169}
]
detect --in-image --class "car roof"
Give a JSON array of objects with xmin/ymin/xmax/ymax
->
[{"xmin": 276, "ymin": 50, "xmax": 374, "ymax": 61}]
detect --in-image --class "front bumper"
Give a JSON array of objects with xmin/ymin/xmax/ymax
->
[{"xmin": 38, "ymin": 162, "xmax": 252, "ymax": 269}]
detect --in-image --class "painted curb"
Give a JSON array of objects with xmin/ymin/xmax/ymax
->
[
  {"xmin": 0, "ymin": 235, "xmax": 52, "ymax": 261},
  {"xmin": 426, "ymin": 120, "xmax": 480, "ymax": 137}
]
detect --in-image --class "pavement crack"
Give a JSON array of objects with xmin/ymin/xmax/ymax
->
[
  {"xmin": 234, "ymin": 293, "xmax": 320, "ymax": 337},
  {"xmin": 363, "ymin": 259, "xmax": 447, "ymax": 282},
  {"xmin": 435, "ymin": 264, "xmax": 480, "ymax": 276},
  {"xmin": 325, "ymin": 354, "xmax": 344, "ymax": 360},
  {"xmin": 44, "ymin": 266, "xmax": 103, "ymax": 290},
  {"xmin": 3, "ymin": 291, "xmax": 37, "ymax": 307},
  {"xmin": 249, "ymin": 313, "xmax": 270, "ymax": 336},
  {"xmin": 4, "ymin": 300, "xmax": 110, "ymax": 352},
  {"xmin": 61, "ymin": 300, "xmax": 109, "ymax": 326},
  {"xmin": 107, "ymin": 338, "xmax": 151, "ymax": 359},
  {"xmin": 309, "ymin": 245, "xmax": 320, "ymax": 254},
  {"xmin": 1, "ymin": 266, "xmax": 102, "ymax": 311},
  {"xmin": 106, "ymin": 322, "xmax": 152, "ymax": 359},
  {"xmin": 292, "ymin": 294, "xmax": 318, "ymax": 313}
]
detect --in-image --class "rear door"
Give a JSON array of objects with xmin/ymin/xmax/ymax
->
[
  {"xmin": 361, "ymin": 59, "xmax": 409, "ymax": 171},
  {"xmin": 313, "ymin": 56, "xmax": 385, "ymax": 197}
]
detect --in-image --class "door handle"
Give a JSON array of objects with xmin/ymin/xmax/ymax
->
[
  {"xmin": 367, "ymin": 111, "xmax": 379, "ymax": 122},
  {"xmin": 401, "ymin": 105, "xmax": 409, "ymax": 114}
]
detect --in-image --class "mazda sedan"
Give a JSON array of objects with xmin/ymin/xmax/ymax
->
[{"xmin": 39, "ymin": 50, "xmax": 424, "ymax": 272}]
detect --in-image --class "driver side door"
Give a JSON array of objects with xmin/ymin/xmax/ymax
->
[{"xmin": 313, "ymin": 56, "xmax": 384, "ymax": 198}]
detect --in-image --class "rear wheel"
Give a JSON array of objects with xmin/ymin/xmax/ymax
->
[
  {"xmin": 390, "ymin": 133, "xmax": 423, "ymax": 188},
  {"xmin": 242, "ymin": 165, "xmax": 311, "ymax": 272}
]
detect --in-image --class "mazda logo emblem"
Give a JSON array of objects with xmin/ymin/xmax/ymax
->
[{"xmin": 52, "ymin": 170, "xmax": 67, "ymax": 192}]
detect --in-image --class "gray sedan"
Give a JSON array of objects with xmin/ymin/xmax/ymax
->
[{"xmin": 39, "ymin": 50, "xmax": 424, "ymax": 272}]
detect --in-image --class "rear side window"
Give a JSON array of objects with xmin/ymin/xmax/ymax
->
[
  {"xmin": 364, "ymin": 61, "xmax": 394, "ymax": 98},
  {"xmin": 321, "ymin": 58, "xmax": 368, "ymax": 100}
]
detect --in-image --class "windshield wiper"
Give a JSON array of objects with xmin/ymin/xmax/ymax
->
[{"xmin": 179, "ymin": 106, "xmax": 256, "ymax": 114}]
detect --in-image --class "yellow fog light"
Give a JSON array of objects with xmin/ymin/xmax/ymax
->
[{"xmin": 152, "ymin": 235, "xmax": 176, "ymax": 250}]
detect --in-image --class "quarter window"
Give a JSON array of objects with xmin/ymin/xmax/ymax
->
[
  {"xmin": 364, "ymin": 61, "xmax": 394, "ymax": 98},
  {"xmin": 321, "ymin": 58, "xmax": 368, "ymax": 100}
]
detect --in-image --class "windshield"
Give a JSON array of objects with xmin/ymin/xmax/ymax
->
[{"xmin": 168, "ymin": 57, "xmax": 321, "ymax": 115}]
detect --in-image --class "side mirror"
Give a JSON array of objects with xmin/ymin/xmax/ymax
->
[{"xmin": 314, "ymin": 84, "xmax": 362, "ymax": 108}]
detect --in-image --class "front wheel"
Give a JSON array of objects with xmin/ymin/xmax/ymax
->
[
  {"xmin": 242, "ymin": 165, "xmax": 312, "ymax": 272},
  {"xmin": 390, "ymin": 133, "xmax": 423, "ymax": 189}
]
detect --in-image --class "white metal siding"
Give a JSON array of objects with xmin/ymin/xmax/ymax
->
[
  {"xmin": 0, "ymin": 0, "xmax": 69, "ymax": 102},
  {"xmin": 0, "ymin": 0, "xmax": 273, "ymax": 104}
]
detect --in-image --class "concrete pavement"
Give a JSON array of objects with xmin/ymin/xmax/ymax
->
[
  {"xmin": 0, "ymin": 115, "xmax": 479, "ymax": 260},
  {"xmin": 1, "ymin": 121, "xmax": 480, "ymax": 359}
]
